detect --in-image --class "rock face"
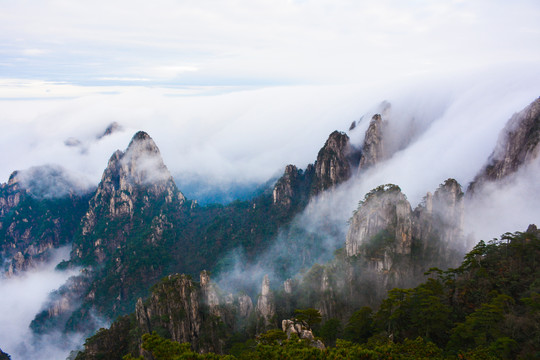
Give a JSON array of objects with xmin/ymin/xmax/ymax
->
[
  {"xmin": 313, "ymin": 131, "xmax": 357, "ymax": 193},
  {"xmin": 272, "ymin": 131, "xmax": 361, "ymax": 213},
  {"xmin": 346, "ymin": 184, "xmax": 412, "ymax": 257},
  {"xmin": 98, "ymin": 122, "xmax": 123, "ymax": 139},
  {"xmin": 282, "ymin": 319, "xmax": 325, "ymax": 350},
  {"xmin": 346, "ymin": 180, "xmax": 464, "ymax": 279},
  {"xmin": 272, "ymin": 165, "xmax": 311, "ymax": 211},
  {"xmin": 200, "ymin": 270, "xmax": 221, "ymax": 317},
  {"xmin": 72, "ymin": 131, "xmax": 185, "ymax": 265},
  {"xmin": 256, "ymin": 275, "xmax": 276, "ymax": 331},
  {"xmin": 135, "ymin": 274, "xmax": 204, "ymax": 349},
  {"xmin": 414, "ymin": 179, "xmax": 464, "ymax": 253},
  {"xmin": 0, "ymin": 167, "xmax": 90, "ymax": 275},
  {"xmin": 469, "ymin": 97, "xmax": 540, "ymax": 192},
  {"xmin": 77, "ymin": 271, "xmax": 258, "ymax": 358},
  {"xmin": 359, "ymin": 114, "xmax": 386, "ymax": 169}
]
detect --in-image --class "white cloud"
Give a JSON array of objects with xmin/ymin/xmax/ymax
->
[
  {"xmin": 0, "ymin": 1, "xmax": 538, "ymax": 87},
  {"xmin": 0, "ymin": 248, "xmax": 81, "ymax": 360}
]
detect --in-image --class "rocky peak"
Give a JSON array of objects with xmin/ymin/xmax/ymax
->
[
  {"xmin": 282, "ymin": 319, "xmax": 325, "ymax": 349},
  {"xmin": 200, "ymin": 270, "xmax": 221, "ymax": 317},
  {"xmin": 413, "ymin": 179, "xmax": 464, "ymax": 256},
  {"xmin": 256, "ymin": 275, "xmax": 276, "ymax": 331},
  {"xmin": 359, "ymin": 114, "xmax": 386, "ymax": 169},
  {"xmin": 115, "ymin": 131, "xmax": 177, "ymax": 189},
  {"xmin": 272, "ymin": 165, "xmax": 301, "ymax": 207},
  {"xmin": 1, "ymin": 166, "xmax": 90, "ymax": 275},
  {"xmin": 98, "ymin": 122, "xmax": 122, "ymax": 139},
  {"xmin": 313, "ymin": 131, "xmax": 356, "ymax": 193},
  {"xmin": 468, "ymin": 97, "xmax": 540, "ymax": 192},
  {"xmin": 0, "ymin": 172, "xmax": 23, "ymax": 217},
  {"xmin": 432, "ymin": 179, "xmax": 463, "ymax": 222},
  {"xmin": 91, "ymin": 131, "xmax": 183, "ymax": 217},
  {"xmin": 73, "ymin": 131, "xmax": 185, "ymax": 264},
  {"xmin": 346, "ymin": 184, "xmax": 412, "ymax": 257},
  {"xmin": 135, "ymin": 274, "xmax": 203, "ymax": 348}
]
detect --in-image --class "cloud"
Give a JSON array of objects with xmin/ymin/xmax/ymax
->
[
  {"xmin": 465, "ymin": 157, "xmax": 540, "ymax": 242},
  {"xmin": 14, "ymin": 164, "xmax": 94, "ymax": 198},
  {"xmin": 0, "ymin": 247, "xmax": 81, "ymax": 360},
  {"xmin": 214, "ymin": 70, "xmax": 540, "ymax": 295},
  {"xmin": 0, "ymin": 1, "xmax": 539, "ymax": 87}
]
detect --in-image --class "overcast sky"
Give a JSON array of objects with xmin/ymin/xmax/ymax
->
[
  {"xmin": 2, "ymin": 0, "xmax": 540, "ymax": 93},
  {"xmin": 1, "ymin": 3, "xmax": 540, "ymax": 358},
  {"xmin": 1, "ymin": 0, "xmax": 539, "ymax": 187}
]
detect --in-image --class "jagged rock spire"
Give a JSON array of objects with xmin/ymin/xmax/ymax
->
[
  {"xmin": 346, "ymin": 184, "xmax": 412, "ymax": 257},
  {"xmin": 256, "ymin": 275, "xmax": 276, "ymax": 331},
  {"xmin": 314, "ymin": 131, "xmax": 357, "ymax": 193},
  {"xmin": 468, "ymin": 97, "xmax": 540, "ymax": 193},
  {"xmin": 73, "ymin": 131, "xmax": 185, "ymax": 264},
  {"xmin": 359, "ymin": 114, "xmax": 386, "ymax": 169}
]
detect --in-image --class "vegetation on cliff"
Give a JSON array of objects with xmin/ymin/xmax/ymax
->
[{"xmin": 75, "ymin": 226, "xmax": 539, "ymax": 359}]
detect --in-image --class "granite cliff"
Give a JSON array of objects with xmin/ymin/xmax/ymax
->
[
  {"xmin": 0, "ymin": 166, "xmax": 90, "ymax": 275},
  {"xmin": 468, "ymin": 97, "xmax": 540, "ymax": 192}
]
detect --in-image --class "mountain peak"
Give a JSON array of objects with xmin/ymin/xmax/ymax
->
[
  {"xmin": 131, "ymin": 130, "xmax": 152, "ymax": 142},
  {"xmin": 468, "ymin": 97, "xmax": 540, "ymax": 193},
  {"xmin": 359, "ymin": 113, "xmax": 386, "ymax": 169},
  {"xmin": 92, "ymin": 131, "xmax": 184, "ymax": 218},
  {"xmin": 125, "ymin": 131, "xmax": 161, "ymax": 157}
]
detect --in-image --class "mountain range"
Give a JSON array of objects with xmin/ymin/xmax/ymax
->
[{"xmin": 0, "ymin": 96, "xmax": 539, "ymax": 359}]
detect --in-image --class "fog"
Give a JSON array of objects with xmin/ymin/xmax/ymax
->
[
  {"xmin": 1, "ymin": 1, "xmax": 540, "ymax": 356},
  {"xmin": 0, "ymin": 247, "xmax": 82, "ymax": 360},
  {"xmin": 214, "ymin": 69, "xmax": 540, "ymax": 295}
]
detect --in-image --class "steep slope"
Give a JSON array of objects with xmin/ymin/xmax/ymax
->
[
  {"xmin": 0, "ymin": 166, "xmax": 91, "ymax": 275},
  {"xmin": 312, "ymin": 131, "xmax": 359, "ymax": 194},
  {"xmin": 271, "ymin": 130, "xmax": 360, "ymax": 210},
  {"xmin": 32, "ymin": 132, "xmax": 192, "ymax": 334},
  {"xmin": 358, "ymin": 114, "xmax": 386, "ymax": 169},
  {"xmin": 468, "ymin": 97, "xmax": 540, "ymax": 192},
  {"xmin": 346, "ymin": 180, "xmax": 464, "ymax": 276},
  {"xmin": 72, "ymin": 131, "xmax": 186, "ymax": 265},
  {"xmin": 75, "ymin": 271, "xmax": 265, "ymax": 358}
]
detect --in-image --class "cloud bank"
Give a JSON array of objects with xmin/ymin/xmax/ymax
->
[
  {"xmin": 1, "ymin": 1, "xmax": 539, "ymax": 89},
  {"xmin": 0, "ymin": 247, "xmax": 81, "ymax": 360}
]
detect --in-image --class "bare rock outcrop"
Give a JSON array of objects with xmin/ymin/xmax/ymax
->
[
  {"xmin": 469, "ymin": 97, "xmax": 540, "ymax": 192},
  {"xmin": 346, "ymin": 184, "xmax": 412, "ymax": 258},
  {"xmin": 272, "ymin": 165, "xmax": 306, "ymax": 209},
  {"xmin": 0, "ymin": 166, "xmax": 90, "ymax": 275},
  {"xmin": 313, "ymin": 131, "xmax": 356, "ymax": 194},
  {"xmin": 282, "ymin": 319, "xmax": 325, "ymax": 350},
  {"xmin": 359, "ymin": 114, "xmax": 387, "ymax": 169},
  {"xmin": 256, "ymin": 275, "xmax": 276, "ymax": 331},
  {"xmin": 72, "ymin": 131, "xmax": 185, "ymax": 265},
  {"xmin": 346, "ymin": 180, "xmax": 465, "ymax": 285},
  {"xmin": 135, "ymin": 274, "xmax": 202, "ymax": 348}
]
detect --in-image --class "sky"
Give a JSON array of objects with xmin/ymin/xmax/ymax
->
[
  {"xmin": 1, "ymin": 0, "xmax": 540, "ymax": 190},
  {"xmin": 1, "ymin": 2, "xmax": 540, "ymax": 359},
  {"xmin": 1, "ymin": 0, "xmax": 539, "ymax": 92}
]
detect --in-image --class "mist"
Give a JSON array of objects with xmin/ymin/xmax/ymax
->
[
  {"xmin": 213, "ymin": 69, "xmax": 540, "ymax": 297},
  {"xmin": 0, "ymin": 247, "xmax": 81, "ymax": 360}
]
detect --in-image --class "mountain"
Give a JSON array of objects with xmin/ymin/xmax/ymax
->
[
  {"xmin": 468, "ymin": 97, "xmax": 540, "ymax": 192},
  {"xmin": 75, "ymin": 224, "xmax": 540, "ymax": 359},
  {"xmin": 2, "ymin": 97, "xmax": 539, "ymax": 359},
  {"xmin": 32, "ymin": 131, "xmax": 194, "ymax": 334},
  {"xmin": 72, "ymin": 131, "xmax": 186, "ymax": 265},
  {"xmin": 0, "ymin": 165, "xmax": 91, "ymax": 275},
  {"xmin": 0, "ymin": 348, "xmax": 10, "ymax": 360}
]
